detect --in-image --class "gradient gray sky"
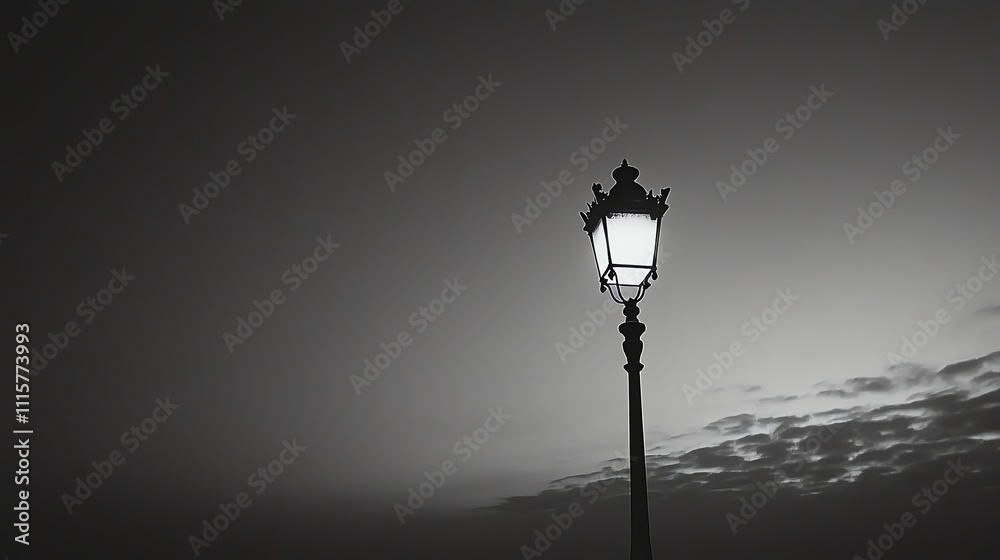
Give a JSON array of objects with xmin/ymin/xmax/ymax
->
[{"xmin": 6, "ymin": 1, "xmax": 999, "ymax": 558}]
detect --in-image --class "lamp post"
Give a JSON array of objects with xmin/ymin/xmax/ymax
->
[{"xmin": 580, "ymin": 159, "xmax": 669, "ymax": 560}]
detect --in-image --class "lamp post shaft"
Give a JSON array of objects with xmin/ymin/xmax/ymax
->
[{"xmin": 620, "ymin": 298, "xmax": 654, "ymax": 560}]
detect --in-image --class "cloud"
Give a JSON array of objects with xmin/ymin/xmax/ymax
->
[
  {"xmin": 937, "ymin": 350, "xmax": 1000, "ymax": 378},
  {"xmin": 817, "ymin": 388, "xmax": 855, "ymax": 398},
  {"xmin": 807, "ymin": 354, "xmax": 995, "ymax": 400},
  {"xmin": 972, "ymin": 370, "xmax": 1000, "ymax": 385},
  {"xmin": 705, "ymin": 413, "xmax": 756, "ymax": 435},
  {"xmin": 843, "ymin": 376, "xmax": 894, "ymax": 392},
  {"xmin": 759, "ymin": 394, "xmax": 800, "ymax": 403}
]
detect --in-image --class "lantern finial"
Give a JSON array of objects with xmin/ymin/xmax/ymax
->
[{"xmin": 610, "ymin": 158, "xmax": 644, "ymax": 200}]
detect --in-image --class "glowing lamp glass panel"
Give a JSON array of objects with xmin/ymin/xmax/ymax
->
[
  {"xmin": 601, "ymin": 212, "xmax": 658, "ymax": 286},
  {"xmin": 591, "ymin": 219, "xmax": 611, "ymax": 281}
]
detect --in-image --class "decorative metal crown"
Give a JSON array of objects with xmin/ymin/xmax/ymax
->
[{"xmin": 580, "ymin": 159, "xmax": 670, "ymax": 233}]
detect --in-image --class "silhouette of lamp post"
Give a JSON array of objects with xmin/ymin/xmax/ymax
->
[{"xmin": 580, "ymin": 159, "xmax": 669, "ymax": 560}]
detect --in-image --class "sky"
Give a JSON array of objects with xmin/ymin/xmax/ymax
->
[{"xmin": 5, "ymin": 1, "xmax": 1000, "ymax": 559}]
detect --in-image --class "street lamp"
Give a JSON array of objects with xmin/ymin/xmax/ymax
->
[{"xmin": 580, "ymin": 159, "xmax": 669, "ymax": 560}]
